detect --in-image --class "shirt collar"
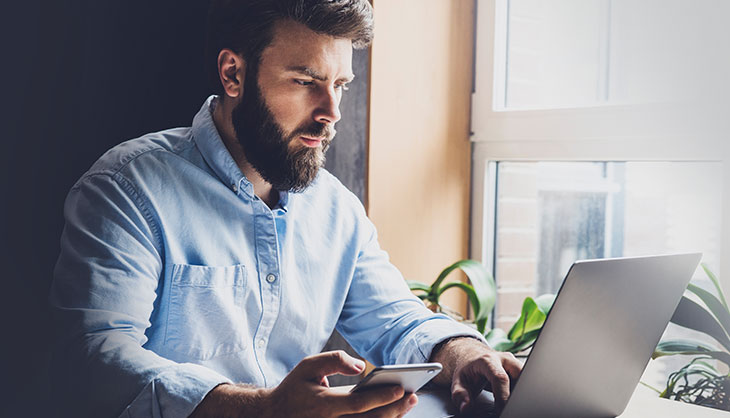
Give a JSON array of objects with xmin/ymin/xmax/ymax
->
[{"xmin": 192, "ymin": 95, "xmax": 290, "ymax": 211}]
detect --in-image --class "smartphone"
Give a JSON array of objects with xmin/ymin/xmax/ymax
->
[{"xmin": 349, "ymin": 362, "xmax": 443, "ymax": 393}]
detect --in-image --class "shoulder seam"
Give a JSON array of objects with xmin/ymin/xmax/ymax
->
[
  {"xmin": 112, "ymin": 172, "xmax": 166, "ymax": 258},
  {"xmin": 84, "ymin": 134, "xmax": 195, "ymax": 180}
]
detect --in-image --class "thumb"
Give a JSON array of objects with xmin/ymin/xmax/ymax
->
[{"xmin": 291, "ymin": 350, "xmax": 365, "ymax": 383}]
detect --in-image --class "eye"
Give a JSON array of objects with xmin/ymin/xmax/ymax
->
[
  {"xmin": 335, "ymin": 83, "xmax": 350, "ymax": 92},
  {"xmin": 294, "ymin": 79, "xmax": 314, "ymax": 86}
]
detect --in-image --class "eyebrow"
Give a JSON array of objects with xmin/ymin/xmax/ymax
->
[{"xmin": 285, "ymin": 65, "xmax": 355, "ymax": 83}]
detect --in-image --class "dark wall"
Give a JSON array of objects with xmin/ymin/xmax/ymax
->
[
  {"xmin": 2, "ymin": 2, "xmax": 368, "ymax": 416},
  {"xmin": 324, "ymin": 47, "xmax": 369, "ymax": 204}
]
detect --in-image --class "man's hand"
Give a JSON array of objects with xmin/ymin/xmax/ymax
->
[
  {"xmin": 430, "ymin": 337, "xmax": 523, "ymax": 414},
  {"xmin": 191, "ymin": 350, "xmax": 418, "ymax": 418}
]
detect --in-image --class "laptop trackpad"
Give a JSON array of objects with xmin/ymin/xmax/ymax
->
[{"xmin": 407, "ymin": 389, "xmax": 497, "ymax": 417}]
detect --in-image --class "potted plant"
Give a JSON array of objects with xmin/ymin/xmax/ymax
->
[
  {"xmin": 650, "ymin": 263, "xmax": 730, "ymax": 411},
  {"xmin": 407, "ymin": 259, "xmax": 496, "ymax": 333},
  {"xmin": 408, "ymin": 259, "xmax": 555, "ymax": 355}
]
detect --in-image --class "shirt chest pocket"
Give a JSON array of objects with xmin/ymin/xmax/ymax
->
[{"xmin": 164, "ymin": 263, "xmax": 248, "ymax": 360}]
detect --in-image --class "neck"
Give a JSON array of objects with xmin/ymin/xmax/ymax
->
[{"xmin": 212, "ymin": 97, "xmax": 280, "ymax": 208}]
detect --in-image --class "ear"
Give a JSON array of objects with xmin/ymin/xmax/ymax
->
[{"xmin": 217, "ymin": 49, "xmax": 246, "ymax": 99}]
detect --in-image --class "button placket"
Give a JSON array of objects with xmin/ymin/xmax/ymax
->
[{"xmin": 251, "ymin": 201, "xmax": 282, "ymax": 384}]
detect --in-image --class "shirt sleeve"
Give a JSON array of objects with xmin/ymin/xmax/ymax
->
[
  {"xmin": 50, "ymin": 173, "xmax": 230, "ymax": 418},
  {"xmin": 335, "ymin": 214, "xmax": 487, "ymax": 367}
]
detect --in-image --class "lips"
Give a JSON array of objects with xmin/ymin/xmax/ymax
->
[{"xmin": 300, "ymin": 136, "xmax": 325, "ymax": 148}]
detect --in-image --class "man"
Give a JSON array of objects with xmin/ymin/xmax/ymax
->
[{"xmin": 50, "ymin": 1, "xmax": 521, "ymax": 417}]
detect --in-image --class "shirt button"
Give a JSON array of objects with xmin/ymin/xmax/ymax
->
[
  {"xmin": 266, "ymin": 273, "xmax": 277, "ymax": 283},
  {"xmin": 232, "ymin": 184, "xmax": 238, "ymax": 193},
  {"xmin": 257, "ymin": 338, "xmax": 266, "ymax": 349}
]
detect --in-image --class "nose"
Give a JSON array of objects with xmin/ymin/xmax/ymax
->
[{"xmin": 313, "ymin": 86, "xmax": 341, "ymax": 125}]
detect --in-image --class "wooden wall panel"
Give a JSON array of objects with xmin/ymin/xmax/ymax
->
[{"xmin": 368, "ymin": 0, "xmax": 475, "ymax": 312}]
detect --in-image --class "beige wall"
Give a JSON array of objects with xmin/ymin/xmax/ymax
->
[{"xmin": 367, "ymin": 0, "xmax": 475, "ymax": 314}]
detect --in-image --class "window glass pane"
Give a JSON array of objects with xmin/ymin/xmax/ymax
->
[
  {"xmin": 502, "ymin": 0, "xmax": 728, "ymax": 109},
  {"xmin": 505, "ymin": 0, "xmax": 611, "ymax": 109},
  {"xmin": 493, "ymin": 161, "xmax": 723, "ymax": 385}
]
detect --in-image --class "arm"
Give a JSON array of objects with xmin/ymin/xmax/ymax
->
[
  {"xmin": 336, "ymin": 215, "xmax": 487, "ymax": 367},
  {"xmin": 190, "ymin": 351, "xmax": 417, "ymax": 418},
  {"xmin": 51, "ymin": 173, "xmax": 230, "ymax": 417},
  {"xmin": 332, "ymin": 203, "xmax": 521, "ymax": 414}
]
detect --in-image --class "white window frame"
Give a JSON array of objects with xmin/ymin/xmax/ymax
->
[{"xmin": 469, "ymin": 0, "xmax": 730, "ymax": 289}]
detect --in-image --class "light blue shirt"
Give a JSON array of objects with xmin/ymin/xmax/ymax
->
[{"xmin": 50, "ymin": 96, "xmax": 484, "ymax": 418}]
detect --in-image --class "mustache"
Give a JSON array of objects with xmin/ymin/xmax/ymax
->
[{"xmin": 291, "ymin": 122, "xmax": 336, "ymax": 143}]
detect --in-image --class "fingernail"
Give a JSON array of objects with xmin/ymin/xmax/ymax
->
[
  {"xmin": 409, "ymin": 395, "xmax": 418, "ymax": 406},
  {"xmin": 459, "ymin": 401, "xmax": 468, "ymax": 412},
  {"xmin": 354, "ymin": 359, "xmax": 365, "ymax": 371}
]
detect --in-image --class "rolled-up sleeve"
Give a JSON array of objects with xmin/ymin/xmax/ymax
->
[
  {"xmin": 50, "ymin": 173, "xmax": 229, "ymax": 418},
  {"xmin": 335, "ymin": 215, "xmax": 487, "ymax": 367}
]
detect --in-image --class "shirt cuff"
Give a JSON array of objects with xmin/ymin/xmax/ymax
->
[
  {"xmin": 118, "ymin": 363, "xmax": 232, "ymax": 418},
  {"xmin": 392, "ymin": 314, "xmax": 489, "ymax": 365}
]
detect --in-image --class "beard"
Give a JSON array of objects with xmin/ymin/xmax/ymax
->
[{"xmin": 231, "ymin": 66, "xmax": 334, "ymax": 193}]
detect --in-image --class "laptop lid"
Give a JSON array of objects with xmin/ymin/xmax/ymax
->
[{"xmin": 500, "ymin": 253, "xmax": 702, "ymax": 418}]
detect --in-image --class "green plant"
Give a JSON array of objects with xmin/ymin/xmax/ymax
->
[
  {"xmin": 407, "ymin": 259, "xmax": 496, "ymax": 333},
  {"xmin": 485, "ymin": 294, "xmax": 556, "ymax": 354},
  {"xmin": 407, "ymin": 259, "xmax": 556, "ymax": 354},
  {"xmin": 651, "ymin": 263, "xmax": 730, "ymax": 411}
]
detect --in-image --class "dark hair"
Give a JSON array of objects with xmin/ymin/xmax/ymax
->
[{"xmin": 205, "ymin": 0, "xmax": 374, "ymax": 95}]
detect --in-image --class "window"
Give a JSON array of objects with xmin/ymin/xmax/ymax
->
[
  {"xmin": 470, "ymin": 0, "xmax": 729, "ymax": 387},
  {"xmin": 492, "ymin": 161, "xmax": 722, "ymax": 330}
]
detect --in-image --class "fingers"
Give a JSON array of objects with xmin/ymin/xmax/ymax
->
[
  {"xmin": 342, "ymin": 392, "xmax": 418, "ymax": 418},
  {"xmin": 334, "ymin": 385, "xmax": 405, "ymax": 415},
  {"xmin": 451, "ymin": 373, "xmax": 475, "ymax": 414},
  {"xmin": 292, "ymin": 351, "xmax": 365, "ymax": 383},
  {"xmin": 501, "ymin": 352, "xmax": 523, "ymax": 381},
  {"xmin": 451, "ymin": 352, "xmax": 519, "ymax": 413},
  {"xmin": 484, "ymin": 356, "xmax": 512, "ymax": 408},
  {"xmin": 452, "ymin": 362, "xmax": 489, "ymax": 413}
]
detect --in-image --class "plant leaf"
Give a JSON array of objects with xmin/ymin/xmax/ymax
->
[
  {"xmin": 407, "ymin": 281, "xmax": 432, "ymax": 294},
  {"xmin": 534, "ymin": 294, "xmax": 556, "ymax": 315},
  {"xmin": 507, "ymin": 297, "xmax": 536, "ymax": 341},
  {"xmin": 485, "ymin": 328, "xmax": 508, "ymax": 344},
  {"xmin": 485, "ymin": 328, "xmax": 516, "ymax": 352},
  {"xmin": 692, "ymin": 360, "xmax": 719, "ymax": 373},
  {"xmin": 670, "ymin": 296, "xmax": 730, "ymax": 352},
  {"xmin": 653, "ymin": 339, "xmax": 730, "ymax": 365},
  {"xmin": 439, "ymin": 281, "xmax": 484, "ymax": 331},
  {"xmin": 507, "ymin": 294, "xmax": 555, "ymax": 342},
  {"xmin": 655, "ymin": 339, "xmax": 723, "ymax": 354},
  {"xmin": 485, "ymin": 327, "xmax": 508, "ymax": 343},
  {"xmin": 508, "ymin": 329, "xmax": 542, "ymax": 353},
  {"xmin": 701, "ymin": 262, "xmax": 728, "ymax": 311},
  {"xmin": 431, "ymin": 261, "xmax": 465, "ymax": 291},
  {"xmin": 686, "ymin": 283, "xmax": 730, "ymax": 339},
  {"xmin": 433, "ymin": 260, "xmax": 496, "ymax": 333}
]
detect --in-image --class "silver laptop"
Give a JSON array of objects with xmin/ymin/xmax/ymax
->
[{"xmin": 412, "ymin": 253, "xmax": 702, "ymax": 418}]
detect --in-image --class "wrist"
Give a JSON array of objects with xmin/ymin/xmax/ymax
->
[
  {"xmin": 190, "ymin": 383, "xmax": 272, "ymax": 418},
  {"xmin": 431, "ymin": 336, "xmax": 489, "ymax": 363},
  {"xmin": 430, "ymin": 336, "xmax": 491, "ymax": 385}
]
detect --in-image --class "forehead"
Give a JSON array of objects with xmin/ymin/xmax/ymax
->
[{"xmin": 259, "ymin": 19, "xmax": 353, "ymax": 77}]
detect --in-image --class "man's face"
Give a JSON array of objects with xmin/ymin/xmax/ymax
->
[{"xmin": 231, "ymin": 20, "xmax": 354, "ymax": 192}]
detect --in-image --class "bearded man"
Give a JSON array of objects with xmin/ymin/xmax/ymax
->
[{"xmin": 50, "ymin": 1, "xmax": 522, "ymax": 417}]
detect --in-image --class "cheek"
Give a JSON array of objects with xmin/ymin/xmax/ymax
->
[{"xmin": 268, "ymin": 90, "xmax": 312, "ymax": 132}]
